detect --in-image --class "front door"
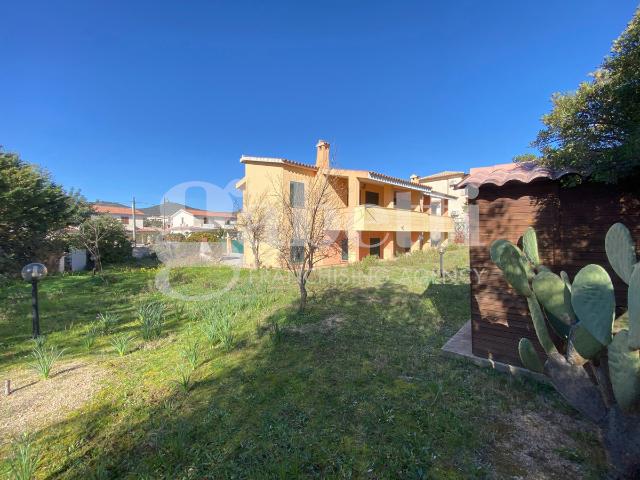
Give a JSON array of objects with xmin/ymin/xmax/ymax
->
[{"xmin": 369, "ymin": 237, "xmax": 381, "ymax": 257}]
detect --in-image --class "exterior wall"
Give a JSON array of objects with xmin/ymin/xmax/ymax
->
[
  {"xmin": 470, "ymin": 179, "xmax": 640, "ymax": 366},
  {"xmin": 419, "ymin": 175, "xmax": 466, "ymax": 217},
  {"xmin": 239, "ymin": 161, "xmax": 454, "ymax": 268},
  {"xmin": 91, "ymin": 213, "xmax": 143, "ymax": 231}
]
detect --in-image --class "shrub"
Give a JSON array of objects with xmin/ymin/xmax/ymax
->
[
  {"xmin": 8, "ymin": 433, "xmax": 40, "ymax": 480},
  {"xmin": 138, "ymin": 303, "xmax": 165, "ymax": 340},
  {"xmin": 29, "ymin": 344, "xmax": 65, "ymax": 379},
  {"xmin": 110, "ymin": 333, "xmax": 134, "ymax": 356}
]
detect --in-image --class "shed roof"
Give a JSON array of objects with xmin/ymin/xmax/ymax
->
[{"xmin": 455, "ymin": 162, "xmax": 577, "ymax": 189}]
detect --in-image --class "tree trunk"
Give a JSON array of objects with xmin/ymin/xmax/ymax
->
[
  {"xmin": 252, "ymin": 243, "xmax": 260, "ymax": 269},
  {"xmin": 298, "ymin": 281, "xmax": 307, "ymax": 312},
  {"xmin": 600, "ymin": 407, "xmax": 640, "ymax": 479}
]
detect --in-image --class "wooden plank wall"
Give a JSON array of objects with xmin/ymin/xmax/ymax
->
[{"xmin": 469, "ymin": 179, "xmax": 640, "ymax": 366}]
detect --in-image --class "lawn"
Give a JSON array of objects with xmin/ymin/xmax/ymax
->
[{"xmin": 0, "ymin": 247, "xmax": 607, "ymax": 479}]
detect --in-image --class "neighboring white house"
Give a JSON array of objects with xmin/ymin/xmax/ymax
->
[
  {"xmin": 169, "ymin": 208, "xmax": 237, "ymax": 234},
  {"xmin": 91, "ymin": 202, "xmax": 144, "ymax": 231}
]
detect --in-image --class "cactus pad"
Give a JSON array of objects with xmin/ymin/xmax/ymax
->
[
  {"xmin": 499, "ymin": 243, "xmax": 533, "ymax": 297},
  {"xmin": 605, "ymin": 223, "xmax": 637, "ymax": 284},
  {"xmin": 629, "ymin": 265, "xmax": 640, "ymax": 350},
  {"xmin": 608, "ymin": 330, "xmax": 640, "ymax": 413},
  {"xmin": 532, "ymin": 271, "xmax": 574, "ymax": 338},
  {"xmin": 571, "ymin": 264, "xmax": 615, "ymax": 345},
  {"xmin": 568, "ymin": 324, "xmax": 604, "ymax": 364},
  {"xmin": 518, "ymin": 338, "xmax": 544, "ymax": 373},
  {"xmin": 522, "ymin": 227, "xmax": 540, "ymax": 266},
  {"xmin": 527, "ymin": 295, "xmax": 557, "ymax": 354}
]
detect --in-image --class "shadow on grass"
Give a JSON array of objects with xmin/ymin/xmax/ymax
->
[{"xmin": 32, "ymin": 278, "xmax": 605, "ymax": 479}]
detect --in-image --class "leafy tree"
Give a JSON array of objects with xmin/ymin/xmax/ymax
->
[
  {"xmin": 532, "ymin": 9, "xmax": 640, "ymax": 183},
  {"xmin": 0, "ymin": 149, "xmax": 89, "ymax": 274},
  {"xmin": 72, "ymin": 216, "xmax": 132, "ymax": 272}
]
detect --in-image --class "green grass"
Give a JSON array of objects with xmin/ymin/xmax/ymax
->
[{"xmin": 0, "ymin": 248, "xmax": 607, "ymax": 478}]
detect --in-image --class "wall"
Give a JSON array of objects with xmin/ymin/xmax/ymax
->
[
  {"xmin": 420, "ymin": 175, "xmax": 466, "ymax": 216},
  {"xmin": 470, "ymin": 179, "xmax": 640, "ymax": 366}
]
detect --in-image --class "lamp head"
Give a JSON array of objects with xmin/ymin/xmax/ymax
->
[{"xmin": 21, "ymin": 263, "xmax": 47, "ymax": 282}]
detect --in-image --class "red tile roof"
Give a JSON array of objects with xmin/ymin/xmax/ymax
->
[
  {"xmin": 456, "ymin": 162, "xmax": 578, "ymax": 189},
  {"xmin": 93, "ymin": 204, "xmax": 144, "ymax": 215}
]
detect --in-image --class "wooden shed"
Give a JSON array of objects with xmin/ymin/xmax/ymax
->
[{"xmin": 458, "ymin": 162, "xmax": 640, "ymax": 367}]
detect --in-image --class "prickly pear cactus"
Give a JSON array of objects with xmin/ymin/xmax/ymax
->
[{"xmin": 490, "ymin": 224, "xmax": 640, "ymax": 476}]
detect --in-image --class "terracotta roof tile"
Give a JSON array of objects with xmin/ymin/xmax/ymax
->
[{"xmin": 456, "ymin": 162, "xmax": 578, "ymax": 189}]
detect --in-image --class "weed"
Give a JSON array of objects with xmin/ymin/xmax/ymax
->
[
  {"xmin": 31, "ymin": 335, "xmax": 46, "ymax": 349},
  {"xmin": 8, "ymin": 433, "xmax": 40, "ymax": 480},
  {"xmin": 179, "ymin": 340, "xmax": 200, "ymax": 371},
  {"xmin": 175, "ymin": 368, "xmax": 192, "ymax": 393},
  {"xmin": 110, "ymin": 333, "xmax": 134, "ymax": 356},
  {"xmin": 96, "ymin": 312, "xmax": 119, "ymax": 335},
  {"xmin": 137, "ymin": 303, "xmax": 165, "ymax": 340},
  {"xmin": 84, "ymin": 323, "xmax": 100, "ymax": 350},
  {"xmin": 29, "ymin": 344, "xmax": 65, "ymax": 379},
  {"xmin": 201, "ymin": 307, "xmax": 235, "ymax": 351}
]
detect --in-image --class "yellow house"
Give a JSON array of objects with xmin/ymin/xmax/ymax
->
[{"xmin": 235, "ymin": 140, "xmax": 456, "ymax": 268}]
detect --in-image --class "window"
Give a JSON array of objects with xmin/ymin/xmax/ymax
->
[
  {"xmin": 394, "ymin": 191, "xmax": 411, "ymax": 210},
  {"xmin": 203, "ymin": 217, "xmax": 208, "ymax": 224},
  {"xmin": 290, "ymin": 240, "xmax": 305, "ymax": 264},
  {"xmin": 290, "ymin": 181, "xmax": 305, "ymax": 208},
  {"xmin": 364, "ymin": 191, "xmax": 379, "ymax": 206},
  {"xmin": 341, "ymin": 237, "xmax": 349, "ymax": 261},
  {"xmin": 120, "ymin": 216, "xmax": 129, "ymax": 224}
]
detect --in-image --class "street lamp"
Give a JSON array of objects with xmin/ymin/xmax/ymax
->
[
  {"xmin": 438, "ymin": 244, "xmax": 446, "ymax": 280},
  {"xmin": 21, "ymin": 263, "xmax": 47, "ymax": 338}
]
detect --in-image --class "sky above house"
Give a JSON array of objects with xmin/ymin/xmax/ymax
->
[{"xmin": 1, "ymin": 1, "xmax": 637, "ymax": 210}]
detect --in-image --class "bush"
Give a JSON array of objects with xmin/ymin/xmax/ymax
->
[{"xmin": 186, "ymin": 230, "xmax": 225, "ymax": 243}]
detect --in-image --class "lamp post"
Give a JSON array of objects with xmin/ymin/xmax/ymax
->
[
  {"xmin": 438, "ymin": 244, "xmax": 446, "ymax": 281},
  {"xmin": 21, "ymin": 263, "xmax": 47, "ymax": 338}
]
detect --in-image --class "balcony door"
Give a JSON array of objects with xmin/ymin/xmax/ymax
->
[
  {"xmin": 369, "ymin": 237, "xmax": 381, "ymax": 257},
  {"xmin": 364, "ymin": 191, "xmax": 380, "ymax": 206}
]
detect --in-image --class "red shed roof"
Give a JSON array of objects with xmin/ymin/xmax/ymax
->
[{"xmin": 456, "ymin": 162, "xmax": 577, "ymax": 189}]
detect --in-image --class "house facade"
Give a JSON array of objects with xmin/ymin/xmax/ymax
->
[
  {"xmin": 414, "ymin": 171, "xmax": 467, "ymax": 217},
  {"xmin": 91, "ymin": 202, "xmax": 144, "ymax": 231},
  {"xmin": 235, "ymin": 140, "xmax": 456, "ymax": 268},
  {"xmin": 168, "ymin": 208, "xmax": 237, "ymax": 234}
]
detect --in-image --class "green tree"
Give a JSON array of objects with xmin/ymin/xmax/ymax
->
[
  {"xmin": 0, "ymin": 149, "xmax": 89, "ymax": 274},
  {"xmin": 533, "ymin": 8, "xmax": 640, "ymax": 183},
  {"xmin": 72, "ymin": 216, "xmax": 132, "ymax": 272}
]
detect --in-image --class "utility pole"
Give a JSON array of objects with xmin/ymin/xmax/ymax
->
[{"xmin": 132, "ymin": 196, "xmax": 137, "ymax": 245}]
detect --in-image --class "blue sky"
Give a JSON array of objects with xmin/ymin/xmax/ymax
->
[{"xmin": 1, "ymin": 1, "xmax": 637, "ymax": 210}]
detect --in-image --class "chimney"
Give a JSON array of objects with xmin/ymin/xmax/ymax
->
[
  {"xmin": 410, "ymin": 174, "xmax": 419, "ymax": 183},
  {"xmin": 316, "ymin": 140, "xmax": 330, "ymax": 169}
]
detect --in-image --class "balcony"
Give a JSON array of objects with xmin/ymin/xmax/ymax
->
[{"xmin": 350, "ymin": 205, "xmax": 454, "ymax": 233}]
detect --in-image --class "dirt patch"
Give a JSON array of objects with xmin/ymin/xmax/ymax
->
[
  {"xmin": 288, "ymin": 314, "xmax": 345, "ymax": 335},
  {"xmin": 490, "ymin": 407, "xmax": 602, "ymax": 479},
  {"xmin": 0, "ymin": 361, "xmax": 108, "ymax": 442}
]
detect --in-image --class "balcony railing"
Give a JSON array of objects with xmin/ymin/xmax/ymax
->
[{"xmin": 350, "ymin": 205, "xmax": 454, "ymax": 233}]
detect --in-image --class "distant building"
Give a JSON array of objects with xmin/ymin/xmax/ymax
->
[
  {"xmin": 91, "ymin": 201, "xmax": 144, "ymax": 231},
  {"xmin": 168, "ymin": 208, "xmax": 237, "ymax": 234}
]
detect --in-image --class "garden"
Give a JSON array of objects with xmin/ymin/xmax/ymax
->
[{"xmin": 0, "ymin": 247, "xmax": 608, "ymax": 479}]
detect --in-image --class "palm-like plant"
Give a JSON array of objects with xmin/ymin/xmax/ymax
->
[
  {"xmin": 29, "ymin": 344, "xmax": 65, "ymax": 379},
  {"xmin": 110, "ymin": 333, "xmax": 134, "ymax": 356},
  {"xmin": 8, "ymin": 433, "xmax": 40, "ymax": 480}
]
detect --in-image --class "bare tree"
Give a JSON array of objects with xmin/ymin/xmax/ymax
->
[
  {"xmin": 73, "ymin": 216, "xmax": 128, "ymax": 274},
  {"xmin": 237, "ymin": 191, "xmax": 270, "ymax": 269},
  {"xmin": 269, "ymin": 170, "xmax": 346, "ymax": 311}
]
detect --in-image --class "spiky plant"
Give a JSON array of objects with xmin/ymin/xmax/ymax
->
[
  {"xmin": 96, "ymin": 312, "xmax": 119, "ymax": 335},
  {"xmin": 490, "ymin": 223, "xmax": 640, "ymax": 477},
  {"xmin": 175, "ymin": 367, "xmax": 192, "ymax": 393},
  {"xmin": 31, "ymin": 335, "xmax": 46, "ymax": 349},
  {"xmin": 179, "ymin": 340, "xmax": 200, "ymax": 371},
  {"xmin": 137, "ymin": 303, "xmax": 165, "ymax": 341},
  {"xmin": 84, "ymin": 323, "xmax": 100, "ymax": 350},
  {"xmin": 8, "ymin": 433, "xmax": 40, "ymax": 480},
  {"xmin": 110, "ymin": 333, "xmax": 134, "ymax": 356},
  {"xmin": 29, "ymin": 344, "xmax": 65, "ymax": 379}
]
